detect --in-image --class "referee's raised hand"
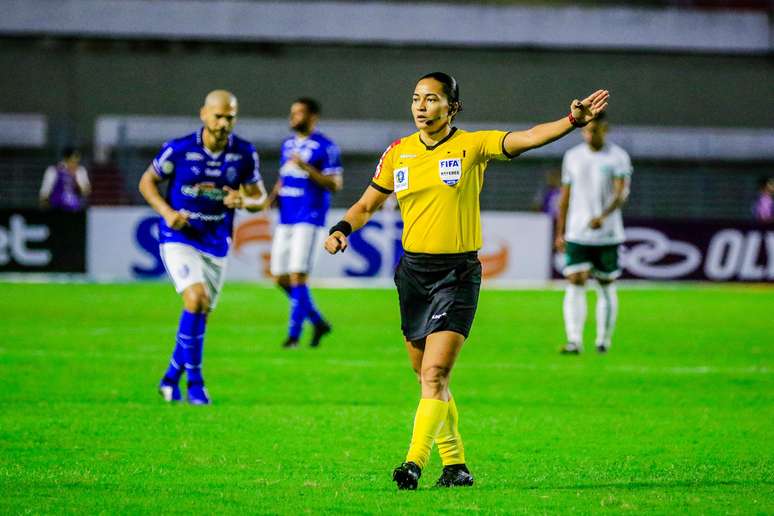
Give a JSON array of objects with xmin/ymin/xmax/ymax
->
[
  {"xmin": 570, "ymin": 89, "xmax": 609, "ymax": 126},
  {"xmin": 324, "ymin": 232, "xmax": 348, "ymax": 254}
]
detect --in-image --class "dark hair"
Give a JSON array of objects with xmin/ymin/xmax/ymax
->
[
  {"xmin": 293, "ymin": 97, "xmax": 321, "ymax": 115},
  {"xmin": 418, "ymin": 72, "xmax": 463, "ymax": 119},
  {"xmin": 758, "ymin": 176, "xmax": 772, "ymax": 190},
  {"xmin": 62, "ymin": 146, "xmax": 80, "ymax": 160}
]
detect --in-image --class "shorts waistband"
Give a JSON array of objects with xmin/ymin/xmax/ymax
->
[
  {"xmin": 403, "ymin": 250, "xmax": 478, "ymax": 259},
  {"xmin": 401, "ymin": 250, "xmax": 478, "ymax": 267}
]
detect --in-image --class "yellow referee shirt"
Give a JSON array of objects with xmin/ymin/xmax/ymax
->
[{"xmin": 370, "ymin": 128, "xmax": 512, "ymax": 254}]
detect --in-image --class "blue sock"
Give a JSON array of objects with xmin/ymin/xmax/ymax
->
[
  {"xmin": 288, "ymin": 285, "xmax": 307, "ymax": 340},
  {"xmin": 164, "ymin": 310, "xmax": 192, "ymax": 383},
  {"xmin": 302, "ymin": 285, "xmax": 324, "ymax": 326},
  {"xmin": 162, "ymin": 320, "xmax": 187, "ymax": 384},
  {"xmin": 176, "ymin": 310, "xmax": 207, "ymax": 384}
]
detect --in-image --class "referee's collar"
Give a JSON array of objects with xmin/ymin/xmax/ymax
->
[{"xmin": 420, "ymin": 127, "xmax": 457, "ymax": 151}]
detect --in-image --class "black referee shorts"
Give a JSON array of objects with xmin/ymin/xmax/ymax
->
[{"xmin": 394, "ymin": 250, "xmax": 482, "ymax": 342}]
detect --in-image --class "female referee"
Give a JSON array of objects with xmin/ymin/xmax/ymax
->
[{"xmin": 324, "ymin": 72, "xmax": 608, "ymax": 490}]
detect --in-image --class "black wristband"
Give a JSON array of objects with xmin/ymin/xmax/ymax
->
[{"xmin": 329, "ymin": 220, "xmax": 352, "ymax": 237}]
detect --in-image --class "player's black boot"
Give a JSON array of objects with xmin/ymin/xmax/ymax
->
[
  {"xmin": 434, "ymin": 464, "xmax": 474, "ymax": 487},
  {"xmin": 596, "ymin": 343, "xmax": 609, "ymax": 354},
  {"xmin": 282, "ymin": 337, "xmax": 299, "ymax": 349},
  {"xmin": 309, "ymin": 321, "xmax": 332, "ymax": 348},
  {"xmin": 392, "ymin": 461, "xmax": 421, "ymax": 490}
]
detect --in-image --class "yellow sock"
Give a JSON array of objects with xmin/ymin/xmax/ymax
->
[
  {"xmin": 436, "ymin": 396, "xmax": 466, "ymax": 466},
  {"xmin": 405, "ymin": 398, "xmax": 449, "ymax": 469}
]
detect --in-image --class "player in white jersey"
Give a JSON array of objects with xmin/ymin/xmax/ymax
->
[{"xmin": 555, "ymin": 112, "xmax": 632, "ymax": 354}]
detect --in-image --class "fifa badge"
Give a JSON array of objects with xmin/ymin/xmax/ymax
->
[{"xmin": 439, "ymin": 158, "xmax": 462, "ymax": 186}]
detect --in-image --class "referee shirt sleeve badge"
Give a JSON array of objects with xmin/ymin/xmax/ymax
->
[
  {"xmin": 438, "ymin": 158, "xmax": 462, "ymax": 186},
  {"xmin": 394, "ymin": 167, "xmax": 409, "ymax": 192}
]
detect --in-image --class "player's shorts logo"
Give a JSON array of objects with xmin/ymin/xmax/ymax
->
[
  {"xmin": 439, "ymin": 158, "xmax": 462, "ymax": 186},
  {"xmin": 394, "ymin": 167, "xmax": 409, "ymax": 192},
  {"xmin": 178, "ymin": 264, "xmax": 190, "ymax": 278}
]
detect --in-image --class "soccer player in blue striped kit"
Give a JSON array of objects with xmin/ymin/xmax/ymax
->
[
  {"xmin": 270, "ymin": 98, "xmax": 343, "ymax": 348},
  {"xmin": 139, "ymin": 90, "xmax": 268, "ymax": 404}
]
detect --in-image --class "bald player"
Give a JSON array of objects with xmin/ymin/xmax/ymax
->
[{"xmin": 139, "ymin": 90, "xmax": 268, "ymax": 405}]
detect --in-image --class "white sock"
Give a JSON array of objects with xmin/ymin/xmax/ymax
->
[
  {"xmin": 595, "ymin": 282, "xmax": 618, "ymax": 348},
  {"xmin": 563, "ymin": 284, "xmax": 587, "ymax": 346}
]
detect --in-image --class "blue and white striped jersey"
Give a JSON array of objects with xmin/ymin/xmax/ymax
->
[
  {"xmin": 278, "ymin": 131, "xmax": 342, "ymax": 227},
  {"xmin": 151, "ymin": 129, "xmax": 262, "ymax": 257}
]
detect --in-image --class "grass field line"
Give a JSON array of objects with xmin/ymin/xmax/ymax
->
[
  {"xmin": 317, "ymin": 359, "xmax": 772, "ymax": 376},
  {"xmin": 1, "ymin": 347, "xmax": 768, "ymax": 376}
]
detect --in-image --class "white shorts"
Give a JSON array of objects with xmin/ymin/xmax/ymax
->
[
  {"xmin": 159, "ymin": 242, "xmax": 227, "ymax": 310},
  {"xmin": 270, "ymin": 223, "xmax": 326, "ymax": 276}
]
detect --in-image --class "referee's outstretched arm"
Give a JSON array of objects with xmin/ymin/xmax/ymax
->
[
  {"xmin": 504, "ymin": 90, "xmax": 609, "ymax": 158},
  {"xmin": 324, "ymin": 185, "xmax": 389, "ymax": 254}
]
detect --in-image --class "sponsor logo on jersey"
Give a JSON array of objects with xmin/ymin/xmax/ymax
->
[
  {"xmin": 439, "ymin": 158, "xmax": 462, "ymax": 186},
  {"xmin": 186, "ymin": 152, "xmax": 204, "ymax": 161},
  {"xmin": 280, "ymin": 163, "xmax": 309, "ymax": 179},
  {"xmin": 207, "ymin": 161, "xmax": 221, "ymax": 167},
  {"xmin": 279, "ymin": 186, "xmax": 305, "ymax": 198},
  {"xmin": 225, "ymin": 153, "xmax": 242, "ymax": 162},
  {"xmin": 226, "ymin": 167, "xmax": 237, "ymax": 182},
  {"xmin": 394, "ymin": 167, "xmax": 409, "ymax": 192},
  {"xmin": 181, "ymin": 182, "xmax": 225, "ymax": 201},
  {"xmin": 191, "ymin": 166, "xmax": 201, "ymax": 175},
  {"xmin": 161, "ymin": 161, "xmax": 175, "ymax": 174},
  {"xmin": 204, "ymin": 168, "xmax": 221, "ymax": 177},
  {"xmin": 183, "ymin": 211, "xmax": 226, "ymax": 222}
]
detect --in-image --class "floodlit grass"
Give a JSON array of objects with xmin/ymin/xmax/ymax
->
[{"xmin": 1, "ymin": 282, "xmax": 772, "ymax": 513}]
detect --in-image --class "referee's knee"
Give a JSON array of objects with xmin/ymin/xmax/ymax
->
[{"xmin": 421, "ymin": 365, "xmax": 451, "ymax": 392}]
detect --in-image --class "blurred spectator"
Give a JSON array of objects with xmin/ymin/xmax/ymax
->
[
  {"xmin": 752, "ymin": 176, "xmax": 773, "ymax": 223},
  {"xmin": 532, "ymin": 168, "xmax": 562, "ymax": 218},
  {"xmin": 39, "ymin": 147, "xmax": 91, "ymax": 211}
]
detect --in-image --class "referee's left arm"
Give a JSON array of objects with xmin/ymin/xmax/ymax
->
[
  {"xmin": 344, "ymin": 185, "xmax": 390, "ymax": 231},
  {"xmin": 325, "ymin": 185, "xmax": 390, "ymax": 254},
  {"xmin": 504, "ymin": 89, "xmax": 609, "ymax": 157}
]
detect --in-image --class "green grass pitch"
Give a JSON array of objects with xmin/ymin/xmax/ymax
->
[{"xmin": 1, "ymin": 282, "xmax": 772, "ymax": 513}]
